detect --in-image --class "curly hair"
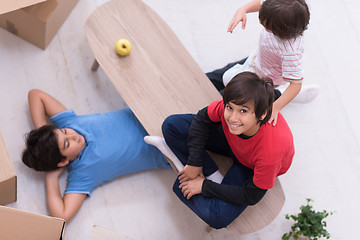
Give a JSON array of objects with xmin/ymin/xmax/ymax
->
[{"xmin": 22, "ymin": 125, "xmax": 66, "ymax": 171}]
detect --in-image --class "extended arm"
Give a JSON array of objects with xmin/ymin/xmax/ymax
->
[
  {"xmin": 269, "ymin": 82, "xmax": 302, "ymax": 126},
  {"xmin": 28, "ymin": 89, "xmax": 67, "ymax": 128},
  {"xmin": 227, "ymin": 0, "xmax": 261, "ymax": 32},
  {"xmin": 46, "ymin": 168, "xmax": 86, "ymax": 222}
]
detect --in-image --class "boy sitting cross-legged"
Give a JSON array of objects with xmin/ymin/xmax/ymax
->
[{"xmin": 145, "ymin": 72, "xmax": 295, "ymax": 228}]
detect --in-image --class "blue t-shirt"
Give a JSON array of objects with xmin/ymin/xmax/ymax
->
[{"xmin": 50, "ymin": 107, "xmax": 171, "ymax": 196}]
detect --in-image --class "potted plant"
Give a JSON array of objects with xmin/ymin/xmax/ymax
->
[{"xmin": 282, "ymin": 198, "xmax": 334, "ymax": 240}]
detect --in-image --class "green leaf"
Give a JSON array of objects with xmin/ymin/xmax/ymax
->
[{"xmin": 283, "ymin": 199, "xmax": 334, "ymax": 239}]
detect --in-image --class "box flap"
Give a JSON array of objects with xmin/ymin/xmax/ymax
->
[
  {"xmin": 0, "ymin": 205, "xmax": 65, "ymax": 240},
  {"xmin": 0, "ymin": 130, "xmax": 16, "ymax": 182},
  {"xmin": 0, "ymin": 130, "xmax": 17, "ymax": 205},
  {"xmin": 0, "ymin": 0, "xmax": 48, "ymax": 15},
  {"xmin": 89, "ymin": 225, "xmax": 132, "ymax": 240}
]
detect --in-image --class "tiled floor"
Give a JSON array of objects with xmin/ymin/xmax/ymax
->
[{"xmin": 1, "ymin": 0, "xmax": 359, "ymax": 239}]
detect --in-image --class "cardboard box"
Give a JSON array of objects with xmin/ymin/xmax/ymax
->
[
  {"xmin": 89, "ymin": 225, "xmax": 133, "ymax": 240},
  {"xmin": 0, "ymin": 130, "xmax": 17, "ymax": 205},
  {"xmin": 0, "ymin": 205, "xmax": 65, "ymax": 240},
  {"xmin": 0, "ymin": 0, "xmax": 79, "ymax": 49}
]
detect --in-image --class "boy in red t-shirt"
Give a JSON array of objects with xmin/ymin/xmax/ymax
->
[{"xmin": 146, "ymin": 72, "xmax": 294, "ymax": 229}]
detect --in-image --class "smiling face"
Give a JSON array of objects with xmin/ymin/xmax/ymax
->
[
  {"xmin": 53, "ymin": 128, "xmax": 86, "ymax": 163},
  {"xmin": 224, "ymin": 101, "xmax": 265, "ymax": 137}
]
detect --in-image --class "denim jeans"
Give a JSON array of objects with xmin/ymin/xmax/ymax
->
[
  {"xmin": 206, "ymin": 58, "xmax": 282, "ymax": 100},
  {"xmin": 162, "ymin": 114, "xmax": 252, "ymax": 229},
  {"xmin": 206, "ymin": 58, "xmax": 248, "ymax": 93}
]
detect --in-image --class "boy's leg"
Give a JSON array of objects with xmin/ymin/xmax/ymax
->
[
  {"xmin": 163, "ymin": 114, "xmax": 251, "ymax": 228},
  {"xmin": 206, "ymin": 58, "xmax": 248, "ymax": 93},
  {"xmin": 206, "ymin": 57, "xmax": 282, "ymax": 99},
  {"xmin": 274, "ymin": 89, "xmax": 282, "ymax": 101},
  {"xmin": 275, "ymin": 83, "xmax": 319, "ymax": 103},
  {"xmin": 145, "ymin": 114, "xmax": 230, "ymax": 174},
  {"xmin": 162, "ymin": 114, "xmax": 218, "ymax": 176},
  {"xmin": 292, "ymin": 84, "xmax": 319, "ymax": 103},
  {"xmin": 173, "ymin": 162, "xmax": 251, "ymax": 229},
  {"xmin": 144, "ymin": 135, "xmax": 184, "ymax": 171}
]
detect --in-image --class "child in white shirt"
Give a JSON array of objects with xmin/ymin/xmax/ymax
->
[{"xmin": 213, "ymin": 0, "xmax": 318, "ymax": 126}]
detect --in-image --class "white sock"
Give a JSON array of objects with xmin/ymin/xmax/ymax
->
[
  {"xmin": 277, "ymin": 84, "xmax": 319, "ymax": 104},
  {"xmin": 206, "ymin": 170, "xmax": 224, "ymax": 184},
  {"xmin": 144, "ymin": 136, "xmax": 184, "ymax": 171},
  {"xmin": 292, "ymin": 84, "xmax": 319, "ymax": 103}
]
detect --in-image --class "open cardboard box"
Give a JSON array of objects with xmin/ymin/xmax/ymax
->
[
  {"xmin": 89, "ymin": 225, "xmax": 133, "ymax": 240},
  {"xmin": 0, "ymin": 129, "xmax": 16, "ymax": 205},
  {"xmin": 0, "ymin": 205, "xmax": 65, "ymax": 240},
  {"xmin": 0, "ymin": 0, "xmax": 79, "ymax": 49}
]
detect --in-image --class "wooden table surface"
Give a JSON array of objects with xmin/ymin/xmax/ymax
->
[{"xmin": 85, "ymin": 0, "xmax": 221, "ymax": 137}]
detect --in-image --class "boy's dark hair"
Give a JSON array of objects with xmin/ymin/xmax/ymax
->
[
  {"xmin": 22, "ymin": 125, "xmax": 66, "ymax": 171},
  {"xmin": 259, "ymin": 0, "xmax": 310, "ymax": 40},
  {"xmin": 223, "ymin": 72, "xmax": 274, "ymax": 125}
]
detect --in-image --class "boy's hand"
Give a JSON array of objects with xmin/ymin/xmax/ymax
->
[
  {"xmin": 228, "ymin": 8, "xmax": 247, "ymax": 33},
  {"xmin": 268, "ymin": 108, "xmax": 280, "ymax": 126},
  {"xmin": 178, "ymin": 165, "xmax": 202, "ymax": 183},
  {"xmin": 179, "ymin": 175, "xmax": 205, "ymax": 199},
  {"xmin": 46, "ymin": 167, "xmax": 65, "ymax": 179},
  {"xmin": 269, "ymin": 82, "xmax": 302, "ymax": 126}
]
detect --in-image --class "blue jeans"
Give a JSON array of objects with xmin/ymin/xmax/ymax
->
[
  {"xmin": 162, "ymin": 114, "xmax": 252, "ymax": 229},
  {"xmin": 206, "ymin": 58, "xmax": 248, "ymax": 93},
  {"xmin": 206, "ymin": 58, "xmax": 282, "ymax": 100}
]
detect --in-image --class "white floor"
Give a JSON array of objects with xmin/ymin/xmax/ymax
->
[{"xmin": 1, "ymin": 0, "xmax": 360, "ymax": 239}]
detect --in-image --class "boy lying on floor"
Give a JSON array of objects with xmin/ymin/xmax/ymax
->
[{"xmin": 22, "ymin": 89, "xmax": 171, "ymax": 222}]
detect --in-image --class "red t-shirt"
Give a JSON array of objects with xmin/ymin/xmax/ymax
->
[{"xmin": 207, "ymin": 100, "xmax": 295, "ymax": 189}]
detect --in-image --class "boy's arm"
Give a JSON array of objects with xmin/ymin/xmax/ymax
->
[
  {"xmin": 269, "ymin": 82, "xmax": 302, "ymax": 126},
  {"xmin": 179, "ymin": 174, "xmax": 267, "ymax": 204},
  {"xmin": 45, "ymin": 168, "xmax": 86, "ymax": 222},
  {"xmin": 201, "ymin": 178, "xmax": 267, "ymax": 205},
  {"xmin": 227, "ymin": 0, "xmax": 261, "ymax": 32},
  {"xmin": 28, "ymin": 89, "xmax": 67, "ymax": 128},
  {"xmin": 178, "ymin": 107, "xmax": 220, "ymax": 181},
  {"xmin": 187, "ymin": 107, "xmax": 220, "ymax": 166}
]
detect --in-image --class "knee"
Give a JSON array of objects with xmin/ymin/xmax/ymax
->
[
  {"xmin": 203, "ymin": 200, "xmax": 245, "ymax": 229},
  {"xmin": 204, "ymin": 211, "xmax": 233, "ymax": 229},
  {"xmin": 161, "ymin": 115, "xmax": 177, "ymax": 137},
  {"xmin": 162, "ymin": 114, "xmax": 191, "ymax": 140},
  {"xmin": 206, "ymin": 219, "xmax": 229, "ymax": 229},
  {"xmin": 172, "ymin": 184, "xmax": 229, "ymax": 229},
  {"xmin": 172, "ymin": 180, "xmax": 238, "ymax": 229}
]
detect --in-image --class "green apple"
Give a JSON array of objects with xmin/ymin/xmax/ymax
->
[{"xmin": 115, "ymin": 39, "xmax": 132, "ymax": 56}]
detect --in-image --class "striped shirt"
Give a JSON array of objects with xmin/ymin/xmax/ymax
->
[{"xmin": 255, "ymin": 28, "xmax": 304, "ymax": 85}]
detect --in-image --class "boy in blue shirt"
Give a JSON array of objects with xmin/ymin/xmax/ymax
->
[{"xmin": 22, "ymin": 89, "xmax": 171, "ymax": 222}]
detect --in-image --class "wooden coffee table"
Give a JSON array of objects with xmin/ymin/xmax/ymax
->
[
  {"xmin": 85, "ymin": 0, "xmax": 220, "ymax": 137},
  {"xmin": 85, "ymin": 0, "xmax": 285, "ymax": 234}
]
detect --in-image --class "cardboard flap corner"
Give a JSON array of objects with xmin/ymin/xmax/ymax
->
[
  {"xmin": 0, "ymin": 205, "xmax": 65, "ymax": 240},
  {"xmin": 0, "ymin": 0, "xmax": 48, "ymax": 15}
]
